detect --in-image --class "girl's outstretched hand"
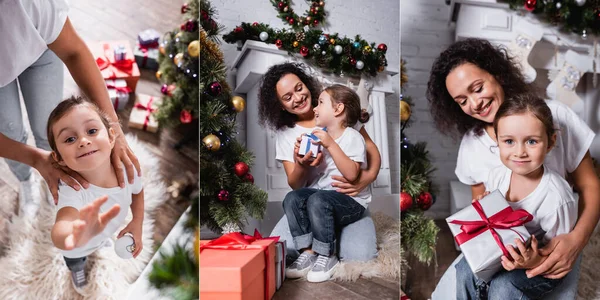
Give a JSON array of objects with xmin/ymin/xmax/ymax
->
[{"xmin": 64, "ymin": 196, "xmax": 120, "ymax": 250}]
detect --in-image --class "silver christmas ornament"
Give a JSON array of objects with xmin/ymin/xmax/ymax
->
[
  {"xmin": 259, "ymin": 31, "xmax": 269, "ymax": 41},
  {"xmin": 334, "ymin": 45, "xmax": 343, "ymax": 54},
  {"xmin": 356, "ymin": 60, "xmax": 364, "ymax": 70},
  {"xmin": 556, "ymin": 2, "xmax": 562, "ymax": 9},
  {"xmin": 575, "ymin": 0, "xmax": 586, "ymax": 6},
  {"xmin": 313, "ymin": 44, "xmax": 321, "ymax": 51}
]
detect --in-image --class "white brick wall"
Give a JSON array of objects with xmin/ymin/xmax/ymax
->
[
  {"xmin": 401, "ymin": 0, "xmax": 459, "ymax": 218},
  {"xmin": 212, "ymin": 0, "xmax": 401, "ymax": 193}
]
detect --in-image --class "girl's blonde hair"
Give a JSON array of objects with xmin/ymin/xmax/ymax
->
[{"xmin": 46, "ymin": 95, "xmax": 115, "ymax": 161}]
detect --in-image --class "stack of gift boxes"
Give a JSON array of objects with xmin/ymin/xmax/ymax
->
[
  {"xmin": 90, "ymin": 29, "xmax": 162, "ymax": 133},
  {"xmin": 199, "ymin": 230, "xmax": 287, "ymax": 300}
]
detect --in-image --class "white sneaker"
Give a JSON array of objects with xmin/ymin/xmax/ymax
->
[
  {"xmin": 307, "ymin": 255, "xmax": 339, "ymax": 283},
  {"xmin": 18, "ymin": 175, "xmax": 40, "ymax": 217},
  {"xmin": 285, "ymin": 251, "xmax": 318, "ymax": 279}
]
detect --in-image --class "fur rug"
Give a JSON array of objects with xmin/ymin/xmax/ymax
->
[
  {"xmin": 332, "ymin": 212, "xmax": 400, "ymax": 281},
  {"xmin": 0, "ymin": 135, "xmax": 167, "ymax": 300},
  {"xmin": 578, "ymin": 227, "xmax": 600, "ymax": 299}
]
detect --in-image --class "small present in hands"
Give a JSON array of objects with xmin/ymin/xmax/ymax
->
[
  {"xmin": 445, "ymin": 190, "xmax": 533, "ymax": 282},
  {"xmin": 298, "ymin": 134, "xmax": 321, "ymax": 157}
]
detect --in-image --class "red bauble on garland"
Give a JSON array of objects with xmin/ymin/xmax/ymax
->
[
  {"xmin": 252, "ymin": 22, "xmax": 259, "ymax": 26},
  {"xmin": 244, "ymin": 173, "xmax": 254, "ymax": 184},
  {"xmin": 209, "ymin": 81, "xmax": 222, "ymax": 96},
  {"xmin": 377, "ymin": 43, "xmax": 387, "ymax": 53},
  {"xmin": 524, "ymin": 0, "xmax": 536, "ymax": 12},
  {"xmin": 300, "ymin": 46, "xmax": 309, "ymax": 57},
  {"xmin": 218, "ymin": 190, "xmax": 230, "ymax": 201},
  {"xmin": 275, "ymin": 39, "xmax": 283, "ymax": 48},
  {"xmin": 234, "ymin": 26, "xmax": 243, "ymax": 33},
  {"xmin": 181, "ymin": 3, "xmax": 189, "ymax": 14},
  {"xmin": 400, "ymin": 192, "xmax": 413, "ymax": 212},
  {"xmin": 180, "ymin": 110, "xmax": 192, "ymax": 124},
  {"xmin": 417, "ymin": 192, "xmax": 433, "ymax": 211},
  {"xmin": 234, "ymin": 162, "xmax": 250, "ymax": 177}
]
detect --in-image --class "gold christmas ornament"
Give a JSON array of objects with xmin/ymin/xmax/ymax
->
[
  {"xmin": 176, "ymin": 32, "xmax": 183, "ymax": 39},
  {"xmin": 293, "ymin": 41, "xmax": 299, "ymax": 47},
  {"xmin": 400, "ymin": 101, "xmax": 411, "ymax": 122},
  {"xmin": 378, "ymin": 65, "xmax": 385, "ymax": 72},
  {"xmin": 159, "ymin": 44, "xmax": 166, "ymax": 55},
  {"xmin": 231, "ymin": 96, "xmax": 246, "ymax": 113},
  {"xmin": 188, "ymin": 40, "xmax": 200, "ymax": 57},
  {"xmin": 194, "ymin": 228, "xmax": 199, "ymax": 263},
  {"xmin": 155, "ymin": 70, "xmax": 162, "ymax": 80},
  {"xmin": 306, "ymin": 16, "xmax": 312, "ymax": 22},
  {"xmin": 174, "ymin": 53, "xmax": 184, "ymax": 66},
  {"xmin": 364, "ymin": 45, "xmax": 372, "ymax": 52},
  {"xmin": 329, "ymin": 38, "xmax": 335, "ymax": 45},
  {"xmin": 203, "ymin": 134, "xmax": 221, "ymax": 151}
]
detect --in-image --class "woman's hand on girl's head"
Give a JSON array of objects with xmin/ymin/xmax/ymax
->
[
  {"xmin": 111, "ymin": 133, "xmax": 142, "ymax": 188},
  {"xmin": 34, "ymin": 149, "xmax": 89, "ymax": 204}
]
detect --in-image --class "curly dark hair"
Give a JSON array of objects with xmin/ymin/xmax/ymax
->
[
  {"xmin": 258, "ymin": 63, "xmax": 321, "ymax": 130},
  {"xmin": 426, "ymin": 38, "xmax": 538, "ymax": 138}
]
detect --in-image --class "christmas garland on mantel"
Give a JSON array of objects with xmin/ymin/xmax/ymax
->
[
  {"xmin": 221, "ymin": 0, "xmax": 388, "ymax": 77},
  {"xmin": 506, "ymin": 0, "xmax": 600, "ymax": 36}
]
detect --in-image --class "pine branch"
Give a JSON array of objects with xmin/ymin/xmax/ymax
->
[
  {"xmin": 401, "ymin": 210, "xmax": 439, "ymax": 265},
  {"xmin": 148, "ymin": 241, "xmax": 199, "ymax": 299}
]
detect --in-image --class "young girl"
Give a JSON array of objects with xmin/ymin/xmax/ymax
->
[
  {"xmin": 47, "ymin": 96, "xmax": 144, "ymax": 291},
  {"xmin": 282, "ymin": 85, "xmax": 370, "ymax": 283},
  {"xmin": 456, "ymin": 94, "xmax": 578, "ymax": 299}
]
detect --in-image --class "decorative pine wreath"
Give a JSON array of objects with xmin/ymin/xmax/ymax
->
[{"xmin": 270, "ymin": 0, "xmax": 326, "ymax": 30}]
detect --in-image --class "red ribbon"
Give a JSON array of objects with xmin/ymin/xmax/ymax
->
[
  {"xmin": 139, "ymin": 40, "xmax": 159, "ymax": 49},
  {"xmin": 133, "ymin": 97, "xmax": 155, "ymax": 131},
  {"xmin": 200, "ymin": 230, "xmax": 280, "ymax": 300},
  {"xmin": 96, "ymin": 44, "xmax": 134, "ymax": 79},
  {"xmin": 449, "ymin": 201, "xmax": 532, "ymax": 259}
]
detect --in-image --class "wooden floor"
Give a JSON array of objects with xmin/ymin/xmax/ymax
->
[
  {"xmin": 64, "ymin": 0, "xmax": 198, "ymax": 246},
  {"xmin": 275, "ymin": 277, "xmax": 400, "ymax": 300},
  {"xmin": 404, "ymin": 220, "xmax": 460, "ymax": 300}
]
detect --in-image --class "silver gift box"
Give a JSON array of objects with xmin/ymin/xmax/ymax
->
[
  {"xmin": 275, "ymin": 240, "xmax": 286, "ymax": 290},
  {"xmin": 446, "ymin": 190, "xmax": 531, "ymax": 282}
]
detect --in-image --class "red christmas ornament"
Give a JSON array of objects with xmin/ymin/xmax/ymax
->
[
  {"xmin": 289, "ymin": 18, "xmax": 295, "ymax": 25},
  {"xmin": 185, "ymin": 19, "xmax": 198, "ymax": 32},
  {"xmin": 300, "ymin": 46, "xmax": 309, "ymax": 57},
  {"xmin": 180, "ymin": 23, "xmax": 186, "ymax": 30},
  {"xmin": 278, "ymin": 1, "xmax": 284, "ymax": 10},
  {"xmin": 233, "ymin": 26, "xmax": 243, "ymax": 33},
  {"xmin": 234, "ymin": 162, "xmax": 250, "ymax": 177},
  {"xmin": 180, "ymin": 110, "xmax": 192, "ymax": 124},
  {"xmin": 350, "ymin": 57, "xmax": 356, "ymax": 65},
  {"xmin": 377, "ymin": 43, "xmax": 387, "ymax": 53},
  {"xmin": 209, "ymin": 81, "xmax": 222, "ymax": 96},
  {"xmin": 200, "ymin": 10, "xmax": 208, "ymax": 20},
  {"xmin": 400, "ymin": 192, "xmax": 413, "ymax": 212},
  {"xmin": 313, "ymin": 19, "xmax": 319, "ymax": 26},
  {"xmin": 181, "ymin": 3, "xmax": 189, "ymax": 14},
  {"xmin": 244, "ymin": 173, "xmax": 254, "ymax": 184},
  {"xmin": 524, "ymin": 0, "xmax": 536, "ymax": 12},
  {"xmin": 417, "ymin": 192, "xmax": 433, "ymax": 211},
  {"xmin": 252, "ymin": 22, "xmax": 259, "ymax": 26},
  {"xmin": 285, "ymin": 16, "xmax": 290, "ymax": 20},
  {"xmin": 218, "ymin": 190, "xmax": 230, "ymax": 201},
  {"xmin": 160, "ymin": 84, "xmax": 169, "ymax": 95},
  {"xmin": 275, "ymin": 39, "xmax": 283, "ymax": 48}
]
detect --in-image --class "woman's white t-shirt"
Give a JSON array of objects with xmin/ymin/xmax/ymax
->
[
  {"xmin": 455, "ymin": 100, "xmax": 595, "ymax": 185},
  {"xmin": 0, "ymin": 0, "xmax": 69, "ymax": 87},
  {"xmin": 485, "ymin": 165, "xmax": 578, "ymax": 245}
]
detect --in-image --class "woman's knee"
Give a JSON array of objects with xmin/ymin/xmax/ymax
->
[{"xmin": 339, "ymin": 216, "xmax": 378, "ymax": 261}]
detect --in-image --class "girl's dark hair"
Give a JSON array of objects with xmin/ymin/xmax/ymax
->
[
  {"xmin": 47, "ymin": 95, "xmax": 114, "ymax": 161},
  {"xmin": 258, "ymin": 63, "xmax": 321, "ymax": 130},
  {"xmin": 426, "ymin": 38, "xmax": 537, "ymax": 137},
  {"xmin": 323, "ymin": 84, "xmax": 362, "ymax": 127},
  {"xmin": 493, "ymin": 93, "xmax": 555, "ymax": 142}
]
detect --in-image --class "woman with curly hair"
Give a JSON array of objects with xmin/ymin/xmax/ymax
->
[
  {"xmin": 259, "ymin": 62, "xmax": 380, "ymax": 277},
  {"xmin": 428, "ymin": 38, "xmax": 600, "ymax": 299}
]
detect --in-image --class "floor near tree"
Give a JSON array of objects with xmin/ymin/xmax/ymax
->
[{"xmin": 63, "ymin": 0, "xmax": 199, "ymax": 250}]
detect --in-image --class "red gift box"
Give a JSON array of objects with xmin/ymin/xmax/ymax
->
[
  {"xmin": 90, "ymin": 40, "xmax": 140, "ymax": 92},
  {"xmin": 200, "ymin": 231, "xmax": 277, "ymax": 300}
]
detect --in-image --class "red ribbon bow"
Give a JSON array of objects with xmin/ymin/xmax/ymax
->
[
  {"xmin": 134, "ymin": 97, "xmax": 156, "ymax": 131},
  {"xmin": 449, "ymin": 201, "xmax": 533, "ymax": 259},
  {"xmin": 95, "ymin": 44, "xmax": 134, "ymax": 79},
  {"xmin": 200, "ymin": 230, "xmax": 280, "ymax": 300}
]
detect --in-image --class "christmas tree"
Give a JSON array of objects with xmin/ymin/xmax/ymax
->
[
  {"xmin": 400, "ymin": 60, "xmax": 439, "ymax": 270},
  {"xmin": 154, "ymin": 0, "xmax": 200, "ymax": 131},
  {"xmin": 198, "ymin": 0, "xmax": 268, "ymax": 233}
]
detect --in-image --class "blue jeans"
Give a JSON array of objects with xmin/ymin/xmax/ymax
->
[
  {"xmin": 282, "ymin": 188, "xmax": 366, "ymax": 256},
  {"xmin": 456, "ymin": 257, "xmax": 564, "ymax": 300},
  {"xmin": 0, "ymin": 49, "xmax": 63, "ymax": 181}
]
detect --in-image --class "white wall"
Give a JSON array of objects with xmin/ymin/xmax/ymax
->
[
  {"xmin": 401, "ymin": 0, "xmax": 458, "ymax": 218},
  {"xmin": 211, "ymin": 0, "xmax": 401, "ymax": 194}
]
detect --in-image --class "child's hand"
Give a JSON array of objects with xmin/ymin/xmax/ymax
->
[
  {"xmin": 311, "ymin": 129, "xmax": 333, "ymax": 148},
  {"xmin": 501, "ymin": 236, "xmax": 544, "ymax": 271},
  {"xmin": 472, "ymin": 191, "xmax": 490, "ymax": 203},
  {"xmin": 118, "ymin": 219, "xmax": 143, "ymax": 258},
  {"xmin": 64, "ymin": 196, "xmax": 120, "ymax": 250}
]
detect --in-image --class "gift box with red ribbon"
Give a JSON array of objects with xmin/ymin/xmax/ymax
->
[
  {"xmin": 105, "ymin": 79, "xmax": 131, "ymax": 111},
  {"xmin": 91, "ymin": 40, "xmax": 140, "ymax": 92},
  {"xmin": 274, "ymin": 240, "xmax": 286, "ymax": 290},
  {"xmin": 128, "ymin": 94, "xmax": 161, "ymax": 133},
  {"xmin": 200, "ymin": 230, "xmax": 278, "ymax": 300},
  {"xmin": 446, "ymin": 190, "xmax": 533, "ymax": 282},
  {"xmin": 134, "ymin": 45, "xmax": 159, "ymax": 70}
]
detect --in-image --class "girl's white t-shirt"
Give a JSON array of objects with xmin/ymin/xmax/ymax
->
[
  {"xmin": 485, "ymin": 165, "xmax": 578, "ymax": 245},
  {"xmin": 0, "ymin": 0, "xmax": 69, "ymax": 87},
  {"xmin": 455, "ymin": 100, "xmax": 595, "ymax": 185},
  {"xmin": 275, "ymin": 122, "xmax": 363, "ymax": 188}
]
